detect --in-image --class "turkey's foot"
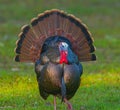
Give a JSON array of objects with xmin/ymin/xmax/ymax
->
[{"xmin": 64, "ymin": 98, "xmax": 73, "ymax": 110}]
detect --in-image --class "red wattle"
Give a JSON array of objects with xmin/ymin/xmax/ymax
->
[{"xmin": 59, "ymin": 51, "xmax": 68, "ymax": 64}]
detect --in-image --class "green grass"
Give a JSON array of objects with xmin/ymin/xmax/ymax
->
[
  {"xmin": 0, "ymin": 0, "xmax": 120, "ymax": 110},
  {"xmin": 0, "ymin": 71, "xmax": 120, "ymax": 110}
]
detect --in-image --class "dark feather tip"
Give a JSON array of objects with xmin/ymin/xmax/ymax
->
[
  {"xmin": 18, "ymin": 33, "xmax": 25, "ymax": 46},
  {"xmin": 59, "ymin": 12, "xmax": 67, "ymax": 18},
  {"xmin": 38, "ymin": 15, "xmax": 44, "ymax": 22},
  {"xmin": 50, "ymin": 9, "xmax": 61, "ymax": 15},
  {"xmin": 31, "ymin": 18, "xmax": 38, "ymax": 26},
  {"xmin": 92, "ymin": 54, "xmax": 96, "ymax": 61},
  {"xmin": 21, "ymin": 25, "xmax": 30, "ymax": 34},
  {"xmin": 68, "ymin": 15, "xmax": 76, "ymax": 24},
  {"xmin": 90, "ymin": 45, "xmax": 96, "ymax": 52},
  {"xmin": 15, "ymin": 55, "xmax": 20, "ymax": 62},
  {"xmin": 18, "ymin": 32, "xmax": 26, "ymax": 40},
  {"xmin": 43, "ymin": 13, "xmax": 50, "ymax": 18},
  {"xmin": 15, "ymin": 46, "xmax": 21, "ymax": 54},
  {"xmin": 17, "ymin": 39, "xmax": 23, "ymax": 47}
]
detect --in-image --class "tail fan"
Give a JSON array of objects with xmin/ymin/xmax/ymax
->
[{"xmin": 15, "ymin": 9, "xmax": 96, "ymax": 62}]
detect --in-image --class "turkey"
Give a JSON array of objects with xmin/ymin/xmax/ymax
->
[{"xmin": 15, "ymin": 9, "xmax": 96, "ymax": 110}]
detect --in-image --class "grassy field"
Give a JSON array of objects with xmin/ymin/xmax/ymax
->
[{"xmin": 0, "ymin": 0, "xmax": 120, "ymax": 110}]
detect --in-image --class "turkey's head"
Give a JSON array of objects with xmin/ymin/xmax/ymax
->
[{"xmin": 58, "ymin": 42, "xmax": 68, "ymax": 64}]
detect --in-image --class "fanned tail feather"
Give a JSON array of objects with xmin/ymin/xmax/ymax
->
[{"xmin": 15, "ymin": 9, "xmax": 96, "ymax": 62}]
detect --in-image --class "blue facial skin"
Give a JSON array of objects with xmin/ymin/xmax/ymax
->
[{"xmin": 59, "ymin": 42, "xmax": 68, "ymax": 51}]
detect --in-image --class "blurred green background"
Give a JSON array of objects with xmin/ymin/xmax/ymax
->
[{"xmin": 0, "ymin": 0, "xmax": 120, "ymax": 110}]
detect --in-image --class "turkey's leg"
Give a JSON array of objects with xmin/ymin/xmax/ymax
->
[
  {"xmin": 54, "ymin": 96, "xmax": 57, "ymax": 110},
  {"xmin": 64, "ymin": 98, "xmax": 73, "ymax": 110}
]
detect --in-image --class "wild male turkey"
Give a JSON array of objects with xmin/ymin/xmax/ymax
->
[{"xmin": 15, "ymin": 9, "xmax": 96, "ymax": 110}]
